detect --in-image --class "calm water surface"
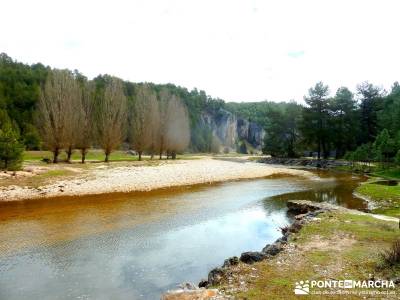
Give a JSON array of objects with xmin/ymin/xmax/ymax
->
[{"xmin": 0, "ymin": 171, "xmax": 366, "ymax": 299}]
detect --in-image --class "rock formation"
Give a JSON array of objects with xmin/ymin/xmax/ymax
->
[{"xmin": 200, "ymin": 108, "xmax": 265, "ymax": 152}]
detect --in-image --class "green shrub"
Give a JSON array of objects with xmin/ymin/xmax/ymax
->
[
  {"xmin": 380, "ymin": 239, "xmax": 400, "ymax": 267},
  {"xmin": 0, "ymin": 125, "xmax": 24, "ymax": 170}
]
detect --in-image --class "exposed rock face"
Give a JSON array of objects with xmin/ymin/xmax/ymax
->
[{"xmin": 200, "ymin": 109, "xmax": 265, "ymax": 151}]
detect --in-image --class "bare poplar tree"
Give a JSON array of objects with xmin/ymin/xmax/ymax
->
[
  {"xmin": 148, "ymin": 94, "xmax": 160, "ymax": 159},
  {"xmin": 96, "ymin": 77, "xmax": 127, "ymax": 162},
  {"xmin": 37, "ymin": 70, "xmax": 78, "ymax": 163},
  {"xmin": 75, "ymin": 81, "xmax": 95, "ymax": 163},
  {"xmin": 157, "ymin": 88, "xmax": 173, "ymax": 159},
  {"xmin": 128, "ymin": 84, "xmax": 156, "ymax": 160},
  {"xmin": 63, "ymin": 76, "xmax": 81, "ymax": 163},
  {"xmin": 165, "ymin": 96, "xmax": 191, "ymax": 159}
]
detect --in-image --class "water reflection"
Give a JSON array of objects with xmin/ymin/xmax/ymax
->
[
  {"xmin": 0, "ymin": 171, "xmax": 366, "ymax": 299},
  {"xmin": 268, "ymin": 171, "xmax": 367, "ymax": 209}
]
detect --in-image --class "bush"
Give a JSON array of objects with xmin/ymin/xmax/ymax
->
[
  {"xmin": 380, "ymin": 239, "xmax": 400, "ymax": 267},
  {"xmin": 239, "ymin": 141, "xmax": 248, "ymax": 154},
  {"xmin": 23, "ymin": 124, "xmax": 41, "ymax": 150},
  {"xmin": 0, "ymin": 125, "xmax": 24, "ymax": 171},
  {"xmin": 395, "ymin": 150, "xmax": 400, "ymax": 166}
]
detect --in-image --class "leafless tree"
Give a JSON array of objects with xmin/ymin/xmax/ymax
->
[
  {"xmin": 75, "ymin": 81, "xmax": 95, "ymax": 163},
  {"xmin": 156, "ymin": 88, "xmax": 171, "ymax": 159},
  {"xmin": 96, "ymin": 77, "xmax": 127, "ymax": 162},
  {"xmin": 148, "ymin": 95, "xmax": 160, "ymax": 159},
  {"xmin": 165, "ymin": 95, "xmax": 191, "ymax": 159},
  {"xmin": 37, "ymin": 70, "xmax": 79, "ymax": 163},
  {"xmin": 128, "ymin": 84, "xmax": 156, "ymax": 160},
  {"xmin": 63, "ymin": 77, "xmax": 81, "ymax": 163}
]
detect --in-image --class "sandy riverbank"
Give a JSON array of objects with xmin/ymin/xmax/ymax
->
[{"xmin": 0, "ymin": 158, "xmax": 312, "ymax": 201}]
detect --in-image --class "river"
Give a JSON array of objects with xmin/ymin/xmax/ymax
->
[{"xmin": 0, "ymin": 170, "xmax": 366, "ymax": 299}]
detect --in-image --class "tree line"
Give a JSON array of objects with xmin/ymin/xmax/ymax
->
[
  {"xmin": 2, "ymin": 53, "xmax": 400, "ymax": 169},
  {"xmin": 0, "ymin": 53, "xmax": 224, "ymax": 157},
  {"xmin": 255, "ymin": 81, "xmax": 400, "ymax": 165},
  {"xmin": 35, "ymin": 70, "xmax": 190, "ymax": 163}
]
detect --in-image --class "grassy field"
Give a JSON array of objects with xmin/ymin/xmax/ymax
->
[
  {"xmin": 357, "ymin": 182, "xmax": 400, "ymax": 218},
  {"xmin": 22, "ymin": 150, "xmax": 254, "ymax": 163},
  {"xmin": 219, "ymin": 212, "xmax": 400, "ymax": 299},
  {"xmin": 372, "ymin": 168, "xmax": 400, "ymax": 180},
  {"xmin": 353, "ymin": 167, "xmax": 400, "ymax": 218},
  {"xmin": 23, "ymin": 150, "xmax": 140, "ymax": 162}
]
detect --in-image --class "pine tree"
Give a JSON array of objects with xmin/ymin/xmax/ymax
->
[{"xmin": 0, "ymin": 123, "xmax": 24, "ymax": 171}]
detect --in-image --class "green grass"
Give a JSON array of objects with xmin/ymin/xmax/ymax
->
[
  {"xmin": 23, "ymin": 150, "xmax": 258, "ymax": 164},
  {"xmin": 24, "ymin": 150, "xmax": 140, "ymax": 162},
  {"xmin": 347, "ymin": 165, "xmax": 400, "ymax": 218},
  {"xmin": 357, "ymin": 182, "xmax": 400, "ymax": 202},
  {"xmin": 372, "ymin": 168, "xmax": 400, "ymax": 180},
  {"xmin": 232, "ymin": 212, "xmax": 400, "ymax": 299},
  {"xmin": 356, "ymin": 182, "xmax": 400, "ymax": 217},
  {"xmin": 38, "ymin": 169, "xmax": 72, "ymax": 177}
]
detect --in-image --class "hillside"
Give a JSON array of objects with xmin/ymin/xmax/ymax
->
[{"xmin": 0, "ymin": 53, "xmax": 265, "ymax": 153}]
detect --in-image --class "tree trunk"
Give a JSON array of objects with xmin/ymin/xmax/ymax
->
[
  {"xmin": 53, "ymin": 148, "xmax": 59, "ymax": 163},
  {"xmin": 81, "ymin": 149, "xmax": 86, "ymax": 164},
  {"xmin": 66, "ymin": 146, "xmax": 73, "ymax": 163},
  {"xmin": 105, "ymin": 152, "xmax": 110, "ymax": 162},
  {"xmin": 138, "ymin": 151, "xmax": 142, "ymax": 161},
  {"xmin": 317, "ymin": 141, "xmax": 321, "ymax": 160},
  {"xmin": 172, "ymin": 151, "xmax": 176, "ymax": 159},
  {"xmin": 159, "ymin": 152, "xmax": 162, "ymax": 160}
]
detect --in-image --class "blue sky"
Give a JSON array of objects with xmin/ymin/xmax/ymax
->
[{"xmin": 1, "ymin": 0, "xmax": 399, "ymax": 102}]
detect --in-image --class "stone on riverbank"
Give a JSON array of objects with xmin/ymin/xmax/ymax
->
[
  {"xmin": 262, "ymin": 242, "xmax": 283, "ymax": 256},
  {"xmin": 258, "ymin": 157, "xmax": 350, "ymax": 169},
  {"xmin": 222, "ymin": 256, "xmax": 239, "ymax": 268},
  {"xmin": 239, "ymin": 251, "xmax": 266, "ymax": 264},
  {"xmin": 161, "ymin": 288, "xmax": 219, "ymax": 300},
  {"xmin": 208, "ymin": 267, "xmax": 226, "ymax": 285},
  {"xmin": 287, "ymin": 200, "xmax": 343, "ymax": 214}
]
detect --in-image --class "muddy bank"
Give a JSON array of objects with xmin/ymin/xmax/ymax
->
[
  {"xmin": 0, "ymin": 158, "xmax": 312, "ymax": 202},
  {"xmin": 258, "ymin": 157, "xmax": 350, "ymax": 169}
]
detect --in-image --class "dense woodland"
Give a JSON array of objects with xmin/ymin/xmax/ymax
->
[
  {"xmin": 1, "ymin": 53, "xmax": 400, "ymax": 169},
  {"xmin": 228, "ymin": 82, "xmax": 400, "ymax": 167}
]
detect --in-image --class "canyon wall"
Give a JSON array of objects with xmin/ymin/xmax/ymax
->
[{"xmin": 200, "ymin": 108, "xmax": 265, "ymax": 152}]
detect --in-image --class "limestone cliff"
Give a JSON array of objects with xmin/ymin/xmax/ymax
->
[{"xmin": 199, "ymin": 108, "xmax": 265, "ymax": 152}]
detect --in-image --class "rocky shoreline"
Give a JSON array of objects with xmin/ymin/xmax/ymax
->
[
  {"xmin": 258, "ymin": 157, "xmax": 350, "ymax": 169},
  {"xmin": 161, "ymin": 200, "xmax": 339, "ymax": 300}
]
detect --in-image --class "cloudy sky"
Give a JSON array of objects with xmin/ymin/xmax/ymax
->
[{"xmin": 1, "ymin": 0, "xmax": 399, "ymax": 102}]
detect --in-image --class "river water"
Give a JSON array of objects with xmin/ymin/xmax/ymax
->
[{"xmin": 0, "ymin": 171, "xmax": 366, "ymax": 299}]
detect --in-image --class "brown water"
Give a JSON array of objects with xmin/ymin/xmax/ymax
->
[{"xmin": 0, "ymin": 170, "xmax": 366, "ymax": 300}]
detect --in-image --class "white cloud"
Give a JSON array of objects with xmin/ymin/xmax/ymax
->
[{"xmin": 1, "ymin": 0, "xmax": 399, "ymax": 102}]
